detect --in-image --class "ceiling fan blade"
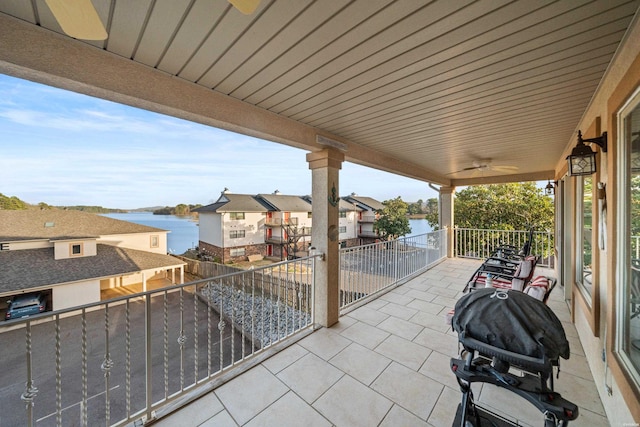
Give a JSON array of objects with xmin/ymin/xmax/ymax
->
[
  {"xmin": 445, "ymin": 166, "xmax": 479, "ymax": 176},
  {"xmin": 228, "ymin": 0, "xmax": 261, "ymax": 14},
  {"xmin": 490, "ymin": 165, "xmax": 519, "ymax": 173},
  {"xmin": 45, "ymin": 0, "xmax": 107, "ymax": 40}
]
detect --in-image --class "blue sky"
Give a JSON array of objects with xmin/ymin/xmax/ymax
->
[{"xmin": 0, "ymin": 73, "xmax": 437, "ymax": 209}]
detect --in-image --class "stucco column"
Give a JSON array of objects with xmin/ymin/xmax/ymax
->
[
  {"xmin": 306, "ymin": 148, "xmax": 345, "ymax": 328},
  {"xmin": 439, "ymin": 186, "xmax": 455, "ymax": 258},
  {"xmin": 142, "ymin": 272, "xmax": 147, "ymax": 292}
]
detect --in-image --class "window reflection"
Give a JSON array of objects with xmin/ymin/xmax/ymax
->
[
  {"xmin": 626, "ymin": 104, "xmax": 640, "ymax": 371},
  {"xmin": 582, "ymin": 176, "xmax": 593, "ymax": 295},
  {"xmin": 577, "ymin": 175, "xmax": 593, "ymax": 304}
]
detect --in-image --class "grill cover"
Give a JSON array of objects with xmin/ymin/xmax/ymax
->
[{"xmin": 452, "ymin": 288, "xmax": 569, "ymax": 360}]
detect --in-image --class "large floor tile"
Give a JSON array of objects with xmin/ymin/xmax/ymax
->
[
  {"xmin": 313, "ymin": 375, "xmax": 393, "ymax": 426},
  {"xmin": 153, "ymin": 392, "xmax": 225, "ymax": 427},
  {"xmin": 276, "ymin": 352, "xmax": 343, "ymax": 403},
  {"xmin": 378, "ymin": 301, "xmax": 418, "ymax": 320},
  {"xmin": 330, "ymin": 342, "xmax": 391, "ymax": 385},
  {"xmin": 298, "ymin": 327, "xmax": 351, "ymax": 360},
  {"xmin": 244, "ymin": 391, "xmax": 331, "ymax": 427},
  {"xmin": 339, "ymin": 319, "xmax": 390, "ymax": 349},
  {"xmin": 427, "ymin": 385, "xmax": 464, "ymax": 427},
  {"xmin": 374, "ymin": 334, "xmax": 431, "ymax": 371},
  {"xmin": 215, "ymin": 365, "xmax": 289, "ymax": 425},
  {"xmin": 377, "ymin": 315, "xmax": 424, "ymax": 341},
  {"xmin": 380, "ymin": 404, "xmax": 430, "ymax": 427},
  {"xmin": 413, "ymin": 326, "xmax": 460, "ymax": 356},
  {"xmin": 419, "ymin": 349, "xmax": 459, "ymax": 389},
  {"xmin": 371, "ymin": 361, "xmax": 444, "ymax": 420},
  {"xmin": 261, "ymin": 343, "xmax": 308, "ymax": 375},
  {"xmin": 346, "ymin": 305, "xmax": 390, "ymax": 326}
]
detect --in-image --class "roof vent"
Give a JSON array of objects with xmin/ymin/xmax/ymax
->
[
  {"xmin": 222, "ymin": 187, "xmax": 231, "ymax": 194},
  {"xmin": 44, "ymin": 222, "xmax": 55, "ymax": 227},
  {"xmin": 273, "ymin": 189, "xmax": 281, "ymax": 195}
]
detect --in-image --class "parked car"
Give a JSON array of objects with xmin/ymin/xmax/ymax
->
[{"xmin": 5, "ymin": 292, "xmax": 47, "ymax": 320}]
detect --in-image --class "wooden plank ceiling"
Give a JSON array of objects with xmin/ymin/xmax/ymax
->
[{"xmin": 1, "ymin": 0, "xmax": 638, "ymax": 185}]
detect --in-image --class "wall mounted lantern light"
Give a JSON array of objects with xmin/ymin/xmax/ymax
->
[
  {"xmin": 544, "ymin": 180, "xmax": 555, "ymax": 196},
  {"xmin": 567, "ymin": 130, "xmax": 607, "ymax": 176}
]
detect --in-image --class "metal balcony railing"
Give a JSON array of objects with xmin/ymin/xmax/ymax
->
[
  {"xmin": 339, "ymin": 229, "xmax": 447, "ymax": 310},
  {"xmin": 265, "ymin": 217, "xmax": 299, "ymax": 226},
  {"xmin": 454, "ymin": 228, "xmax": 555, "ymax": 267},
  {"xmin": 1, "ymin": 255, "xmax": 320, "ymax": 427}
]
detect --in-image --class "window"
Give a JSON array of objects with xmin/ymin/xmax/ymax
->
[
  {"xmin": 339, "ymin": 211, "xmax": 347, "ymax": 218},
  {"xmin": 229, "ymin": 212, "xmax": 245, "ymax": 220},
  {"xmin": 307, "ymin": 212, "xmax": 312, "ymax": 218},
  {"xmin": 230, "ymin": 248, "xmax": 245, "ymax": 257},
  {"xmin": 229, "ymin": 230, "xmax": 245, "ymax": 239},
  {"xmin": 617, "ymin": 90, "xmax": 640, "ymax": 385},
  {"xmin": 150, "ymin": 235, "xmax": 159, "ymax": 248},
  {"xmin": 70, "ymin": 243, "xmax": 83, "ymax": 256},
  {"xmin": 339, "ymin": 226, "xmax": 347, "ymax": 233},
  {"xmin": 577, "ymin": 176, "xmax": 593, "ymax": 304}
]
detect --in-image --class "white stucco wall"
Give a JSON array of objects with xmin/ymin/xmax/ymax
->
[
  {"xmin": 222, "ymin": 212, "xmax": 265, "ymax": 247},
  {"xmin": 0, "ymin": 240, "xmax": 50, "ymax": 251},
  {"xmin": 339, "ymin": 211, "xmax": 358, "ymax": 239},
  {"xmin": 198, "ymin": 213, "xmax": 223, "ymax": 246},
  {"xmin": 99, "ymin": 232, "xmax": 168, "ymax": 254},
  {"xmin": 53, "ymin": 239, "xmax": 97, "ymax": 259},
  {"xmin": 52, "ymin": 280, "xmax": 100, "ymax": 310}
]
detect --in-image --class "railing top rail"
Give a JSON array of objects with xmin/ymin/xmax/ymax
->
[
  {"xmin": 1, "ymin": 253, "xmax": 323, "ymax": 328},
  {"xmin": 455, "ymin": 227, "xmax": 551, "ymax": 234}
]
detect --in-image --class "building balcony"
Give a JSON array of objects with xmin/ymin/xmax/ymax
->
[
  {"xmin": 358, "ymin": 231, "xmax": 379, "ymax": 238},
  {"xmin": 357, "ymin": 218, "xmax": 375, "ymax": 224},
  {"xmin": 265, "ymin": 218, "xmax": 299, "ymax": 227},
  {"xmin": 152, "ymin": 258, "xmax": 605, "ymax": 426}
]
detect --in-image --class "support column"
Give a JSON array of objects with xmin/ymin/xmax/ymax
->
[
  {"xmin": 306, "ymin": 148, "xmax": 345, "ymax": 328},
  {"xmin": 142, "ymin": 272, "xmax": 147, "ymax": 292},
  {"xmin": 439, "ymin": 186, "xmax": 455, "ymax": 258}
]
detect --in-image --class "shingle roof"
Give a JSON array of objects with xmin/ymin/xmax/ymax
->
[
  {"xmin": 0, "ymin": 244, "xmax": 185, "ymax": 293},
  {"xmin": 194, "ymin": 194, "xmax": 269, "ymax": 213},
  {"xmin": 0, "ymin": 210, "xmax": 166, "ymax": 242},
  {"xmin": 343, "ymin": 195, "xmax": 385, "ymax": 211},
  {"xmin": 256, "ymin": 194, "xmax": 312, "ymax": 212},
  {"xmin": 338, "ymin": 199, "xmax": 363, "ymax": 212}
]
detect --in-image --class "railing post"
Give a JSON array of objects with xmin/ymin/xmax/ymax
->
[
  {"xmin": 394, "ymin": 238, "xmax": 399, "ymax": 283},
  {"xmin": 21, "ymin": 322, "xmax": 37, "ymax": 427},
  {"xmin": 145, "ymin": 293, "xmax": 153, "ymax": 423}
]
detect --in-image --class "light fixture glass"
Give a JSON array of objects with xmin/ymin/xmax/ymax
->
[
  {"xmin": 545, "ymin": 180, "xmax": 555, "ymax": 196},
  {"xmin": 567, "ymin": 130, "xmax": 607, "ymax": 176}
]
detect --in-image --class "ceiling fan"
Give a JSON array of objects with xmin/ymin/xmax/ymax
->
[
  {"xmin": 447, "ymin": 159, "xmax": 519, "ymax": 176},
  {"xmin": 44, "ymin": 0, "xmax": 261, "ymax": 41}
]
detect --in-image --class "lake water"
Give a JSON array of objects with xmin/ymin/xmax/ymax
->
[
  {"xmin": 408, "ymin": 218, "xmax": 433, "ymax": 236},
  {"xmin": 102, "ymin": 214, "xmax": 433, "ymax": 254},
  {"xmin": 102, "ymin": 212, "xmax": 199, "ymax": 255}
]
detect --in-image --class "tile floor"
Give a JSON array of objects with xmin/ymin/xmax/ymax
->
[{"xmin": 152, "ymin": 258, "xmax": 607, "ymax": 427}]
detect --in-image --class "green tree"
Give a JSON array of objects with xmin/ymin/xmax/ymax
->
[
  {"xmin": 374, "ymin": 197, "xmax": 411, "ymax": 240},
  {"xmin": 407, "ymin": 199, "xmax": 424, "ymax": 215},
  {"xmin": 424, "ymin": 197, "xmax": 439, "ymax": 228},
  {"xmin": 631, "ymin": 176, "xmax": 640, "ymax": 235},
  {"xmin": 451, "ymin": 183, "xmax": 553, "ymax": 231},
  {"xmin": 410, "ymin": 184, "xmax": 554, "ymax": 232},
  {"xmin": 0, "ymin": 193, "xmax": 29, "ymax": 210},
  {"xmin": 174, "ymin": 204, "xmax": 190, "ymax": 215}
]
